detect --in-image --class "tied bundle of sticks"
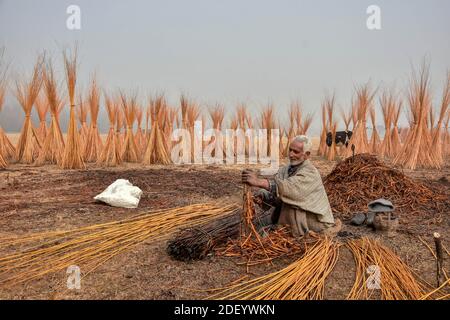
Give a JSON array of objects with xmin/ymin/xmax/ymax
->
[
  {"xmin": 323, "ymin": 154, "xmax": 449, "ymax": 219},
  {"xmin": 207, "ymin": 237, "xmax": 339, "ymax": 300},
  {"xmin": 166, "ymin": 207, "xmax": 242, "ymax": 261},
  {"xmin": 346, "ymin": 237, "xmax": 429, "ymax": 300},
  {"xmin": 35, "ymin": 59, "xmax": 66, "ymax": 165},
  {"xmin": 217, "ymin": 183, "xmax": 309, "ymax": 267},
  {"xmin": 14, "ymin": 55, "xmax": 44, "ymax": 164},
  {"xmin": 0, "ymin": 203, "xmax": 238, "ymax": 288},
  {"xmin": 142, "ymin": 94, "xmax": 172, "ymax": 165},
  {"xmin": 60, "ymin": 47, "xmax": 85, "ymax": 169}
]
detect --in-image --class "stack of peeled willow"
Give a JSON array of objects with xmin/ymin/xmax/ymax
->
[
  {"xmin": 324, "ymin": 153, "xmax": 449, "ymax": 219},
  {"xmin": 207, "ymin": 237, "xmax": 340, "ymax": 300},
  {"xmin": 0, "ymin": 203, "xmax": 237, "ymax": 287},
  {"xmin": 346, "ymin": 237, "xmax": 444, "ymax": 300}
]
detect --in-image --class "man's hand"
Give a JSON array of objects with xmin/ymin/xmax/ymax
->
[
  {"xmin": 242, "ymin": 169, "xmax": 259, "ymax": 187},
  {"xmin": 242, "ymin": 169, "xmax": 270, "ymax": 190}
]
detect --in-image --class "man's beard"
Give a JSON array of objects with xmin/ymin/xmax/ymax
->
[{"xmin": 289, "ymin": 158, "xmax": 304, "ymax": 166}]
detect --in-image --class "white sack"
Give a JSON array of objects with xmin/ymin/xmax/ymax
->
[{"xmin": 94, "ymin": 179, "xmax": 143, "ymax": 208}]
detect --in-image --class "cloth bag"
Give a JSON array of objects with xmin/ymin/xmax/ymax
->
[{"xmin": 94, "ymin": 179, "xmax": 143, "ymax": 208}]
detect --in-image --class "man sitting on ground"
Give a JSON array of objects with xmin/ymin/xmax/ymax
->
[{"xmin": 242, "ymin": 135, "xmax": 341, "ymax": 237}]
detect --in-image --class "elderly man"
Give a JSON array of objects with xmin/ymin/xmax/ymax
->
[{"xmin": 242, "ymin": 135, "xmax": 339, "ymax": 237}]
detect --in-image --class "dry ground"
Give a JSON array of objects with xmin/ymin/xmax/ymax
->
[{"xmin": 0, "ymin": 135, "xmax": 449, "ymax": 300}]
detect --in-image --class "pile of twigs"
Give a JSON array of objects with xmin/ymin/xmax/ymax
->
[
  {"xmin": 216, "ymin": 227, "xmax": 312, "ymax": 268},
  {"xmin": 207, "ymin": 237, "xmax": 340, "ymax": 300},
  {"xmin": 215, "ymin": 185, "xmax": 311, "ymax": 268},
  {"xmin": 324, "ymin": 154, "xmax": 449, "ymax": 218},
  {"xmin": 346, "ymin": 237, "xmax": 428, "ymax": 300},
  {"xmin": 0, "ymin": 203, "xmax": 237, "ymax": 288}
]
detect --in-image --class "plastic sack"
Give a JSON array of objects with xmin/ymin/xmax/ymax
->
[{"xmin": 94, "ymin": 179, "xmax": 143, "ymax": 208}]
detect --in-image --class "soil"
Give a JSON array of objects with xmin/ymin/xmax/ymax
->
[{"xmin": 0, "ymin": 156, "xmax": 449, "ymax": 300}]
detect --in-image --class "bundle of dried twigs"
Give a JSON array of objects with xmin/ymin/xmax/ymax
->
[
  {"xmin": 208, "ymin": 237, "xmax": 340, "ymax": 300},
  {"xmin": 0, "ymin": 203, "xmax": 238, "ymax": 288}
]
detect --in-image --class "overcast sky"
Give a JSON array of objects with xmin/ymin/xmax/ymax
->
[{"xmin": 0, "ymin": 0, "xmax": 449, "ymax": 134}]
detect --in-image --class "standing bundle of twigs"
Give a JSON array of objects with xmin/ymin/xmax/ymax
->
[
  {"xmin": 390, "ymin": 99, "xmax": 402, "ymax": 156},
  {"xmin": 35, "ymin": 61, "xmax": 66, "ymax": 165},
  {"xmin": 98, "ymin": 92, "xmax": 122, "ymax": 166},
  {"xmin": 317, "ymin": 103, "xmax": 328, "ymax": 157},
  {"xmin": 338, "ymin": 107, "xmax": 353, "ymax": 156},
  {"xmin": 260, "ymin": 104, "xmax": 276, "ymax": 157},
  {"xmin": 142, "ymin": 94, "xmax": 172, "ymax": 165},
  {"xmin": 394, "ymin": 64, "xmax": 440, "ymax": 169},
  {"xmin": 300, "ymin": 113, "xmax": 313, "ymax": 136},
  {"xmin": 208, "ymin": 237, "xmax": 340, "ymax": 300},
  {"xmin": 76, "ymin": 93, "xmax": 89, "ymax": 149},
  {"xmin": 134, "ymin": 105, "xmax": 146, "ymax": 154},
  {"xmin": 0, "ymin": 126, "xmax": 15, "ymax": 164},
  {"xmin": 83, "ymin": 77, "xmax": 103, "ymax": 162},
  {"xmin": 346, "ymin": 238, "xmax": 426, "ymax": 300},
  {"xmin": 430, "ymin": 73, "xmax": 449, "ymax": 167},
  {"xmin": 284, "ymin": 102, "xmax": 299, "ymax": 157},
  {"xmin": 180, "ymin": 94, "xmax": 201, "ymax": 161},
  {"xmin": 120, "ymin": 92, "xmax": 140, "ymax": 162},
  {"xmin": 206, "ymin": 104, "xmax": 225, "ymax": 158},
  {"xmin": 443, "ymin": 113, "xmax": 450, "ymax": 158},
  {"xmin": 60, "ymin": 47, "xmax": 85, "ymax": 169},
  {"xmin": 34, "ymin": 94, "xmax": 49, "ymax": 142},
  {"xmin": 0, "ymin": 48, "xmax": 11, "ymax": 168},
  {"xmin": 14, "ymin": 55, "xmax": 44, "ymax": 164},
  {"xmin": 379, "ymin": 90, "xmax": 401, "ymax": 158},
  {"xmin": 344, "ymin": 84, "xmax": 375, "ymax": 157},
  {"xmin": 369, "ymin": 107, "xmax": 380, "ymax": 154},
  {"xmin": 0, "ymin": 203, "xmax": 238, "ymax": 288},
  {"xmin": 324, "ymin": 94, "xmax": 337, "ymax": 161}
]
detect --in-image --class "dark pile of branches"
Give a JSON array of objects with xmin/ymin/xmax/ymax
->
[
  {"xmin": 324, "ymin": 154, "xmax": 449, "ymax": 219},
  {"xmin": 167, "ymin": 208, "xmax": 271, "ymax": 261}
]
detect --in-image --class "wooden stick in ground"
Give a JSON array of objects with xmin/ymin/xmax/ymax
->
[
  {"xmin": 241, "ymin": 183, "xmax": 255, "ymax": 238},
  {"xmin": 433, "ymin": 232, "xmax": 443, "ymax": 287}
]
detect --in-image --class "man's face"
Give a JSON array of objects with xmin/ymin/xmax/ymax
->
[{"xmin": 289, "ymin": 141, "xmax": 309, "ymax": 165}]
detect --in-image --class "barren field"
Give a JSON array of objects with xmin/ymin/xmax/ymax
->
[{"xmin": 0, "ymin": 135, "xmax": 449, "ymax": 300}]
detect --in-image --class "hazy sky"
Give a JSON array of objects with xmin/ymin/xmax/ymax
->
[{"xmin": 0, "ymin": 0, "xmax": 449, "ymax": 134}]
